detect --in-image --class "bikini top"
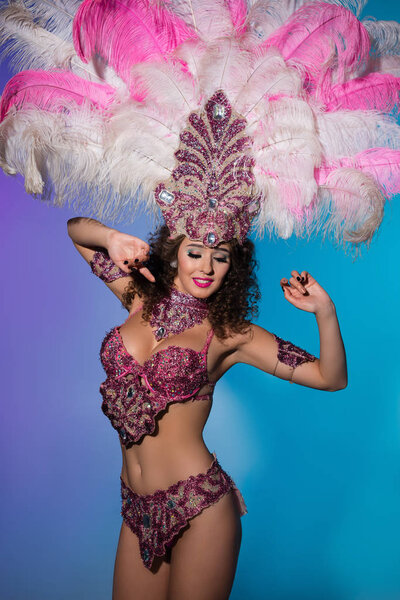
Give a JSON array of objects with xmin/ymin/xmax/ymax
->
[{"xmin": 90, "ymin": 250, "xmax": 215, "ymax": 446}]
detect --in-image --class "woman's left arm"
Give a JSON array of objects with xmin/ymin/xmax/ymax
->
[{"xmin": 233, "ymin": 270, "xmax": 347, "ymax": 392}]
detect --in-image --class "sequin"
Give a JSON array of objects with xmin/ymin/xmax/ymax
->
[
  {"xmin": 150, "ymin": 288, "xmax": 208, "ymax": 341},
  {"xmin": 207, "ymin": 232, "xmax": 216, "ymax": 245},
  {"xmin": 120, "ymin": 457, "xmax": 246, "ymax": 570},
  {"xmin": 212, "ymin": 103, "xmax": 226, "ymax": 120},
  {"xmin": 208, "ymin": 198, "xmax": 217, "ymax": 209},
  {"xmin": 158, "ymin": 189, "xmax": 175, "ymax": 204}
]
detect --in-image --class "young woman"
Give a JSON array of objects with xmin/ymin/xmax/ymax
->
[{"xmin": 67, "ymin": 217, "xmax": 347, "ymax": 600}]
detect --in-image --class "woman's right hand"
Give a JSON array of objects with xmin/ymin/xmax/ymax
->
[{"xmin": 107, "ymin": 230, "xmax": 155, "ymax": 282}]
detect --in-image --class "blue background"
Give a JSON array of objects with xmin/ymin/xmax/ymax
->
[{"xmin": 1, "ymin": 1, "xmax": 400, "ymax": 598}]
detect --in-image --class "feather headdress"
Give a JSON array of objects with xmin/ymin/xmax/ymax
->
[{"xmin": 0, "ymin": 0, "xmax": 399, "ymax": 249}]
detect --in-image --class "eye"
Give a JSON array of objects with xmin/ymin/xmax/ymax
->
[
  {"xmin": 214, "ymin": 256, "xmax": 229, "ymax": 263},
  {"xmin": 187, "ymin": 251, "xmax": 201, "ymax": 259}
]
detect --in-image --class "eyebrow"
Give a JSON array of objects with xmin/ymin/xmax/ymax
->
[{"xmin": 187, "ymin": 243, "xmax": 231, "ymax": 254}]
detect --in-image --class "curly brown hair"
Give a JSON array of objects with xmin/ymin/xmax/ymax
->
[{"xmin": 122, "ymin": 225, "xmax": 260, "ymax": 339}]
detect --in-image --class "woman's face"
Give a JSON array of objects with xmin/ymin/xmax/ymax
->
[{"xmin": 174, "ymin": 237, "xmax": 231, "ymax": 298}]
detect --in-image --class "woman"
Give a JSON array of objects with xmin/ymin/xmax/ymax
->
[{"xmin": 67, "ymin": 216, "xmax": 347, "ymax": 600}]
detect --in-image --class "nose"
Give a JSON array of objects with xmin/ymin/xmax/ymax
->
[{"xmin": 200, "ymin": 253, "xmax": 214, "ymax": 275}]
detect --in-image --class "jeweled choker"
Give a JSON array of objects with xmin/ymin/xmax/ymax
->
[{"xmin": 150, "ymin": 288, "xmax": 209, "ymax": 341}]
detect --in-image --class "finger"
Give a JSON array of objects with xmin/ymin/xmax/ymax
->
[
  {"xmin": 138, "ymin": 266, "xmax": 156, "ymax": 283},
  {"xmin": 289, "ymin": 275, "xmax": 307, "ymax": 295}
]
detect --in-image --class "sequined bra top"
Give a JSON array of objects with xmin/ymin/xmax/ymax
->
[{"xmin": 99, "ymin": 324, "xmax": 215, "ymax": 446}]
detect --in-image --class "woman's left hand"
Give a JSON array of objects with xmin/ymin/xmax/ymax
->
[{"xmin": 280, "ymin": 270, "xmax": 334, "ymax": 315}]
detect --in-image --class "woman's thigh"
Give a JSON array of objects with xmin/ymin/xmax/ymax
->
[
  {"xmin": 167, "ymin": 491, "xmax": 242, "ymax": 600},
  {"xmin": 113, "ymin": 521, "xmax": 170, "ymax": 600}
]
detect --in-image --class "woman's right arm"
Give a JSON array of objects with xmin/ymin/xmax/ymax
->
[{"xmin": 67, "ymin": 217, "xmax": 155, "ymax": 302}]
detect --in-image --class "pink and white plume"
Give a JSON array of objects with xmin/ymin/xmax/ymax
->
[{"xmin": 0, "ymin": 0, "xmax": 399, "ymax": 249}]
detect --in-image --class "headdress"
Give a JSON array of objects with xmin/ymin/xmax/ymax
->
[{"xmin": 0, "ymin": 0, "xmax": 399, "ymax": 250}]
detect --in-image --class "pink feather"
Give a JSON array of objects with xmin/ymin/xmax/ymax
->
[
  {"xmin": 73, "ymin": 0, "xmax": 195, "ymax": 87},
  {"xmin": 322, "ymin": 72, "xmax": 400, "ymax": 113},
  {"xmin": 316, "ymin": 148, "xmax": 400, "ymax": 196},
  {"xmin": 0, "ymin": 70, "xmax": 115, "ymax": 121},
  {"xmin": 263, "ymin": 2, "xmax": 370, "ymax": 89},
  {"xmin": 226, "ymin": 0, "xmax": 247, "ymax": 33}
]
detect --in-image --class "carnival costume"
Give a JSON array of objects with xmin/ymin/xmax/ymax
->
[{"xmin": 1, "ymin": 0, "xmax": 400, "ymax": 569}]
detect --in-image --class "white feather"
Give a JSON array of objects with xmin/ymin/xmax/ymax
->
[
  {"xmin": 233, "ymin": 47, "xmax": 302, "ymax": 118},
  {"xmin": 317, "ymin": 168, "xmax": 385, "ymax": 245},
  {"xmin": 198, "ymin": 38, "xmax": 252, "ymax": 99},
  {"xmin": 317, "ymin": 110, "xmax": 400, "ymax": 159},
  {"xmin": 24, "ymin": 0, "xmax": 79, "ymax": 42},
  {"xmin": 169, "ymin": 0, "xmax": 236, "ymax": 41},
  {"xmin": 363, "ymin": 18, "xmax": 400, "ymax": 56}
]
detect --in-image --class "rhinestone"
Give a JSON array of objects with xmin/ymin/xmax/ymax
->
[
  {"xmin": 167, "ymin": 499, "xmax": 176, "ymax": 508},
  {"xmin": 208, "ymin": 198, "xmax": 217, "ymax": 209},
  {"xmin": 119, "ymin": 428, "xmax": 127, "ymax": 441},
  {"xmin": 142, "ymin": 514, "xmax": 151, "ymax": 528},
  {"xmin": 143, "ymin": 549, "xmax": 150, "ymax": 561},
  {"xmin": 212, "ymin": 104, "xmax": 226, "ymax": 120},
  {"xmin": 158, "ymin": 189, "xmax": 175, "ymax": 204},
  {"xmin": 156, "ymin": 326, "xmax": 166, "ymax": 337},
  {"xmin": 143, "ymin": 402, "xmax": 151, "ymax": 409},
  {"xmin": 207, "ymin": 232, "xmax": 216, "ymax": 245}
]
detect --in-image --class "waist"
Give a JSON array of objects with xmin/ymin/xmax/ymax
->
[{"xmin": 121, "ymin": 439, "xmax": 215, "ymax": 495}]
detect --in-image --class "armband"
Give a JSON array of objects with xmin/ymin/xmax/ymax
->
[
  {"xmin": 89, "ymin": 250, "xmax": 130, "ymax": 283},
  {"xmin": 272, "ymin": 334, "xmax": 316, "ymax": 382}
]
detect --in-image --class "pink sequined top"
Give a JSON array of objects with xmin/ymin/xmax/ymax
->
[
  {"xmin": 99, "ymin": 325, "xmax": 215, "ymax": 446},
  {"xmin": 90, "ymin": 250, "xmax": 215, "ymax": 446}
]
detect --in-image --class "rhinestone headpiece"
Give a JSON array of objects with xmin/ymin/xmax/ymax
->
[{"xmin": 154, "ymin": 91, "xmax": 260, "ymax": 247}]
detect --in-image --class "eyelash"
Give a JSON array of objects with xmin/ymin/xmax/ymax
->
[{"xmin": 187, "ymin": 251, "xmax": 228, "ymax": 263}]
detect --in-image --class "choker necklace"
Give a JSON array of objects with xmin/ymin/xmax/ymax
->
[{"xmin": 150, "ymin": 288, "xmax": 209, "ymax": 340}]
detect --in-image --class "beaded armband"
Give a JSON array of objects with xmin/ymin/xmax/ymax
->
[
  {"xmin": 272, "ymin": 334, "xmax": 316, "ymax": 381},
  {"xmin": 89, "ymin": 250, "xmax": 130, "ymax": 283}
]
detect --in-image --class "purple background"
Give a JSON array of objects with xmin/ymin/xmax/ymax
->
[{"xmin": 1, "ymin": 2, "xmax": 400, "ymax": 598}]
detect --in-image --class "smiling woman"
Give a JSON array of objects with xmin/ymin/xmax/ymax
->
[
  {"xmin": 1, "ymin": 0, "xmax": 399, "ymax": 598},
  {"xmin": 66, "ymin": 213, "xmax": 346, "ymax": 599}
]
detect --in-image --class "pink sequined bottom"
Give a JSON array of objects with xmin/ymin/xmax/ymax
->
[{"xmin": 120, "ymin": 454, "xmax": 247, "ymax": 569}]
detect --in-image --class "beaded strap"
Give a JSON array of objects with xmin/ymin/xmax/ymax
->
[
  {"xmin": 90, "ymin": 250, "xmax": 129, "ymax": 283},
  {"xmin": 272, "ymin": 334, "xmax": 316, "ymax": 381}
]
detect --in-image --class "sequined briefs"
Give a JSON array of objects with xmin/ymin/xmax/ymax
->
[{"xmin": 121, "ymin": 455, "xmax": 247, "ymax": 569}]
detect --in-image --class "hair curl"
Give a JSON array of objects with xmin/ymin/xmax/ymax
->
[{"xmin": 122, "ymin": 225, "xmax": 260, "ymax": 339}]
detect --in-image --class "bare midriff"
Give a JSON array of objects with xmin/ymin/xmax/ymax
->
[{"xmin": 120, "ymin": 396, "xmax": 214, "ymax": 495}]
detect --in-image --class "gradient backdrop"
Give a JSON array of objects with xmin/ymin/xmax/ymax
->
[{"xmin": 1, "ymin": 1, "xmax": 400, "ymax": 598}]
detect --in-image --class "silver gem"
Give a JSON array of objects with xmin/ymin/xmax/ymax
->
[
  {"xmin": 158, "ymin": 189, "xmax": 175, "ymax": 204},
  {"xmin": 208, "ymin": 198, "xmax": 217, "ymax": 209},
  {"xmin": 212, "ymin": 104, "xmax": 226, "ymax": 120},
  {"xmin": 207, "ymin": 232, "xmax": 216, "ymax": 245},
  {"xmin": 156, "ymin": 326, "xmax": 166, "ymax": 337},
  {"xmin": 144, "ymin": 402, "xmax": 151, "ymax": 410}
]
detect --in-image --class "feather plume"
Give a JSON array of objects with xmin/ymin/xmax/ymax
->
[
  {"xmin": 317, "ymin": 110, "xmax": 400, "ymax": 158},
  {"xmin": 168, "ymin": 0, "xmax": 241, "ymax": 39},
  {"xmin": 314, "ymin": 168, "xmax": 385, "ymax": 245},
  {"xmin": 264, "ymin": 2, "xmax": 370, "ymax": 90},
  {"xmin": 0, "ymin": 70, "xmax": 115, "ymax": 121},
  {"xmin": 363, "ymin": 18, "xmax": 400, "ymax": 56},
  {"xmin": 323, "ymin": 73, "xmax": 400, "ymax": 112},
  {"xmin": 129, "ymin": 60, "xmax": 199, "ymax": 111},
  {"xmin": 24, "ymin": 0, "xmax": 80, "ymax": 42},
  {"xmin": 0, "ymin": 3, "xmax": 75, "ymax": 71},
  {"xmin": 316, "ymin": 148, "xmax": 400, "ymax": 197},
  {"xmin": 73, "ymin": 0, "xmax": 195, "ymax": 87},
  {"xmin": 233, "ymin": 47, "xmax": 302, "ymax": 117},
  {"xmin": 197, "ymin": 38, "xmax": 252, "ymax": 99}
]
